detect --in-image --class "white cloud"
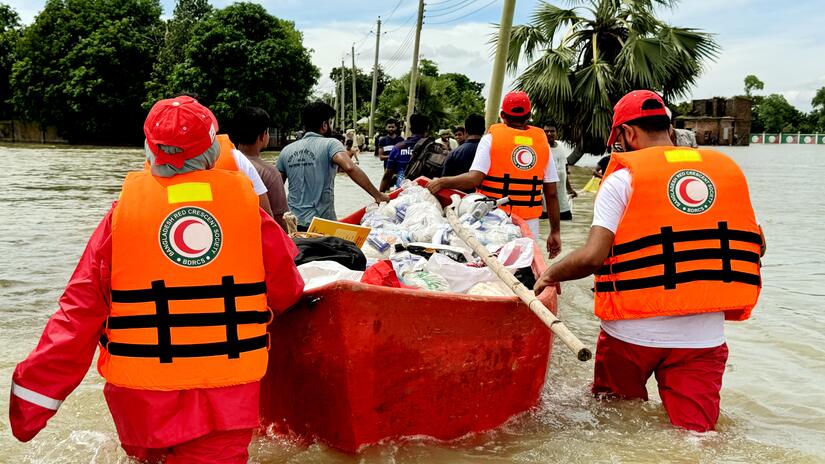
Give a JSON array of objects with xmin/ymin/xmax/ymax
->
[{"xmin": 685, "ymin": 35, "xmax": 825, "ymax": 111}]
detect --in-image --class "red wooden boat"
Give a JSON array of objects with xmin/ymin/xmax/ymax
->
[{"xmin": 260, "ymin": 181, "xmax": 557, "ymax": 453}]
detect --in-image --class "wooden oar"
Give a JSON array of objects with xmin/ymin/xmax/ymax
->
[{"xmin": 444, "ymin": 196, "xmax": 592, "ymax": 362}]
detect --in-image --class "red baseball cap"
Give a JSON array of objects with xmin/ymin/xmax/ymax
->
[
  {"xmin": 606, "ymin": 90, "xmax": 668, "ymax": 147},
  {"xmin": 144, "ymin": 96, "xmax": 219, "ymax": 168},
  {"xmin": 501, "ymin": 91, "xmax": 531, "ymax": 117}
]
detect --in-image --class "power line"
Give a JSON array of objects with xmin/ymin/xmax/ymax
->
[
  {"xmin": 382, "ymin": 0, "xmax": 404, "ymax": 22},
  {"xmin": 426, "ymin": 0, "xmax": 498, "ymax": 25},
  {"xmin": 426, "ymin": 0, "xmax": 476, "ymax": 14},
  {"xmin": 426, "ymin": 0, "xmax": 466, "ymax": 7},
  {"xmin": 382, "ymin": 12, "xmax": 417, "ymax": 34},
  {"xmin": 383, "ymin": 27, "xmax": 416, "ymax": 74}
]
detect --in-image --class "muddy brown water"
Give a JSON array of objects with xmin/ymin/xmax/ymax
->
[{"xmin": 0, "ymin": 144, "xmax": 823, "ymax": 463}]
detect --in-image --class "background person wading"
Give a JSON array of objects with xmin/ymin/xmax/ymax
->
[
  {"xmin": 277, "ymin": 101, "xmax": 388, "ymax": 231},
  {"xmin": 427, "ymin": 91, "xmax": 562, "ymax": 258}
]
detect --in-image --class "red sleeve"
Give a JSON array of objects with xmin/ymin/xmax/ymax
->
[
  {"xmin": 10, "ymin": 207, "xmax": 114, "ymax": 442},
  {"xmin": 260, "ymin": 209, "xmax": 304, "ymax": 315}
]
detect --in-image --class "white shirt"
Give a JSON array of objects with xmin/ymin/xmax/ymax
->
[
  {"xmin": 551, "ymin": 141, "xmax": 572, "ymax": 212},
  {"xmin": 470, "ymin": 134, "xmax": 559, "ymax": 183},
  {"xmin": 438, "ymin": 138, "xmax": 459, "ymax": 150},
  {"xmin": 231, "ymin": 149, "xmax": 267, "ymax": 195},
  {"xmin": 593, "ymin": 168, "xmax": 726, "ymax": 349}
]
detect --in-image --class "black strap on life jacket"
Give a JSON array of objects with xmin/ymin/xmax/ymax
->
[
  {"xmin": 595, "ymin": 221, "xmax": 762, "ymax": 293},
  {"xmin": 103, "ymin": 276, "xmax": 268, "ymax": 363},
  {"xmin": 478, "ymin": 174, "xmax": 543, "ymax": 207}
]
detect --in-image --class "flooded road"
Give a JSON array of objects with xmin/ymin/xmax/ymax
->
[{"xmin": 0, "ymin": 143, "xmax": 823, "ymax": 463}]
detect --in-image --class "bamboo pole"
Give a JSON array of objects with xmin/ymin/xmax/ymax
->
[{"xmin": 444, "ymin": 196, "xmax": 592, "ymax": 362}]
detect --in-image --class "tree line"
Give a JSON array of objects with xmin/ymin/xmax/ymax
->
[
  {"xmin": 0, "ymin": 0, "xmax": 318, "ymax": 145},
  {"xmin": 673, "ymin": 75, "xmax": 825, "ymax": 134},
  {"xmin": 742, "ymin": 75, "xmax": 825, "ymax": 134},
  {"xmin": 0, "ymin": 0, "xmax": 487, "ymax": 146}
]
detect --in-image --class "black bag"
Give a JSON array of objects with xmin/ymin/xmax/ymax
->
[
  {"xmin": 404, "ymin": 137, "xmax": 448, "ymax": 180},
  {"xmin": 292, "ymin": 236, "xmax": 367, "ymax": 271}
]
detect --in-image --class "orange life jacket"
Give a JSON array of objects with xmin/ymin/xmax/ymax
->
[
  {"xmin": 99, "ymin": 169, "xmax": 269, "ymax": 390},
  {"xmin": 477, "ymin": 123, "xmax": 550, "ymax": 220},
  {"xmin": 214, "ymin": 134, "xmax": 239, "ymax": 171},
  {"xmin": 143, "ymin": 134, "xmax": 238, "ymax": 172},
  {"xmin": 594, "ymin": 147, "xmax": 762, "ymax": 322}
]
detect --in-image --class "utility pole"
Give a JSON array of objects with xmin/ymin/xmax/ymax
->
[
  {"xmin": 368, "ymin": 17, "xmax": 382, "ymax": 145},
  {"xmin": 351, "ymin": 43, "xmax": 358, "ymax": 134},
  {"xmin": 485, "ymin": 0, "xmax": 517, "ymax": 128},
  {"xmin": 333, "ymin": 80, "xmax": 339, "ymax": 131},
  {"xmin": 404, "ymin": 0, "xmax": 425, "ymax": 137},
  {"xmin": 340, "ymin": 58, "xmax": 346, "ymax": 131}
]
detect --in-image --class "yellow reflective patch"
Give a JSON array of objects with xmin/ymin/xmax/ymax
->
[
  {"xmin": 514, "ymin": 135, "xmax": 533, "ymax": 146},
  {"xmin": 664, "ymin": 149, "xmax": 702, "ymax": 163},
  {"xmin": 167, "ymin": 182, "xmax": 213, "ymax": 204}
]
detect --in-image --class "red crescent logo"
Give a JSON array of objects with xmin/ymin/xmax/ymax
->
[
  {"xmin": 679, "ymin": 178, "xmax": 703, "ymax": 205},
  {"xmin": 173, "ymin": 219, "xmax": 207, "ymax": 254},
  {"xmin": 517, "ymin": 150, "xmax": 529, "ymax": 165}
]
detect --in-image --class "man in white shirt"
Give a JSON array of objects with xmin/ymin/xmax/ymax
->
[
  {"xmin": 534, "ymin": 90, "xmax": 766, "ymax": 433},
  {"xmin": 427, "ymin": 91, "xmax": 561, "ymax": 257},
  {"xmin": 543, "ymin": 122, "xmax": 577, "ymax": 220}
]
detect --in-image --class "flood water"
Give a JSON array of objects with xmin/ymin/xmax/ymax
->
[{"xmin": 0, "ymin": 143, "xmax": 823, "ymax": 463}]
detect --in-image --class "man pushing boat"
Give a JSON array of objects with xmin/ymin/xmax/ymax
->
[
  {"xmin": 427, "ymin": 91, "xmax": 563, "ymax": 258},
  {"xmin": 9, "ymin": 96, "xmax": 304, "ymax": 462},
  {"xmin": 534, "ymin": 90, "xmax": 766, "ymax": 433}
]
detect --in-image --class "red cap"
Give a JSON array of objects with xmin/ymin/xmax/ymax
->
[
  {"xmin": 144, "ymin": 96, "xmax": 218, "ymax": 168},
  {"xmin": 501, "ymin": 91, "xmax": 531, "ymax": 117},
  {"xmin": 606, "ymin": 90, "xmax": 668, "ymax": 147}
]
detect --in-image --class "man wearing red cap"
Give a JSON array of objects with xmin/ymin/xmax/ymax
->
[
  {"xmin": 9, "ymin": 96, "xmax": 304, "ymax": 462},
  {"xmin": 428, "ymin": 91, "xmax": 562, "ymax": 257},
  {"xmin": 534, "ymin": 90, "xmax": 766, "ymax": 432}
]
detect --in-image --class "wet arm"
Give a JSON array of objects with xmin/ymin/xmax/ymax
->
[
  {"xmin": 542, "ymin": 182, "xmax": 561, "ymax": 233},
  {"xmin": 258, "ymin": 193, "xmax": 274, "ymax": 218},
  {"xmin": 430, "ymin": 170, "xmax": 485, "ymax": 193}
]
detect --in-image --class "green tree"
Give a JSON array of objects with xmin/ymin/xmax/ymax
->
[
  {"xmin": 673, "ymin": 101, "xmax": 692, "ymax": 117},
  {"xmin": 811, "ymin": 86, "xmax": 825, "ymax": 132},
  {"xmin": 375, "ymin": 60, "xmax": 485, "ymax": 133},
  {"xmin": 0, "ymin": 3, "xmax": 21, "ymax": 119},
  {"xmin": 168, "ymin": 2, "xmax": 319, "ymax": 130},
  {"xmin": 329, "ymin": 65, "xmax": 390, "ymax": 123},
  {"xmin": 503, "ymin": 0, "xmax": 719, "ymax": 154},
  {"xmin": 752, "ymin": 94, "xmax": 802, "ymax": 133},
  {"xmin": 146, "ymin": 0, "xmax": 212, "ymax": 103},
  {"xmin": 743, "ymin": 74, "xmax": 764, "ymax": 98},
  {"xmin": 10, "ymin": 0, "xmax": 163, "ymax": 144}
]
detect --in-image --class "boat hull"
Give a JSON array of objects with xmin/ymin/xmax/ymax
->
[{"xmin": 260, "ymin": 182, "xmax": 557, "ymax": 453}]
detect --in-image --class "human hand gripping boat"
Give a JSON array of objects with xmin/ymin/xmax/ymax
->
[{"xmin": 259, "ymin": 178, "xmax": 590, "ymax": 453}]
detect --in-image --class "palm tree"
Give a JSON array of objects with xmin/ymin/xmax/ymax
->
[{"xmin": 503, "ymin": 0, "xmax": 719, "ymax": 155}]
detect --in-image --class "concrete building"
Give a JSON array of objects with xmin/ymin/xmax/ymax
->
[{"xmin": 675, "ymin": 96, "xmax": 752, "ymax": 146}]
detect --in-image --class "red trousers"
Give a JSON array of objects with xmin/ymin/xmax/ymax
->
[
  {"xmin": 121, "ymin": 429, "xmax": 253, "ymax": 464},
  {"xmin": 592, "ymin": 330, "xmax": 728, "ymax": 432}
]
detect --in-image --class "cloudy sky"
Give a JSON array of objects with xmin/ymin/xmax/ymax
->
[{"xmin": 7, "ymin": 0, "xmax": 825, "ymax": 111}]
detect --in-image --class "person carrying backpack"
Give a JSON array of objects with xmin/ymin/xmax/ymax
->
[{"xmin": 380, "ymin": 114, "xmax": 446, "ymax": 191}]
